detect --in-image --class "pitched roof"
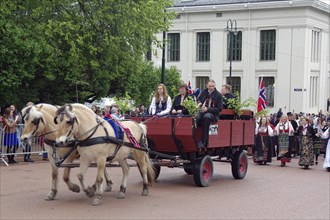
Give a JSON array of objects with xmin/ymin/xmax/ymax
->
[{"xmin": 173, "ymin": 0, "xmax": 292, "ymax": 7}]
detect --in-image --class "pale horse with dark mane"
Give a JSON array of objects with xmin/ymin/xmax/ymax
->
[
  {"xmin": 20, "ymin": 104, "xmax": 113, "ymax": 201},
  {"xmin": 54, "ymin": 103, "xmax": 155, "ymax": 206}
]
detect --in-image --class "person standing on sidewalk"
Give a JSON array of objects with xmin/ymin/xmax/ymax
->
[
  {"xmin": 22, "ymin": 102, "xmax": 34, "ymax": 162},
  {"xmin": 2, "ymin": 107, "xmax": 19, "ymax": 164}
]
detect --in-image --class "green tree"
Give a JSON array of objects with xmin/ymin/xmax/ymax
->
[
  {"xmin": 0, "ymin": 0, "xmax": 175, "ymax": 109},
  {"xmin": 125, "ymin": 61, "xmax": 181, "ymax": 107}
]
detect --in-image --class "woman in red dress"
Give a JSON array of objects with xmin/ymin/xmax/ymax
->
[{"xmin": 253, "ymin": 117, "xmax": 274, "ymax": 164}]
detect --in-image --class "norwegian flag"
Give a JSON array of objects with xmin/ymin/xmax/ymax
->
[
  {"xmin": 187, "ymin": 80, "xmax": 194, "ymax": 95},
  {"xmin": 257, "ymin": 78, "xmax": 267, "ymax": 112}
]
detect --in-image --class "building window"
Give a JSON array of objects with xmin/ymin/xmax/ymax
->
[
  {"xmin": 145, "ymin": 38, "xmax": 152, "ymax": 61},
  {"xmin": 145, "ymin": 49, "xmax": 152, "ymax": 61},
  {"xmin": 226, "ymin": 77, "xmax": 241, "ymax": 94},
  {"xmin": 196, "ymin": 76, "xmax": 209, "ymax": 89},
  {"xmin": 309, "ymin": 76, "xmax": 318, "ymax": 107},
  {"xmin": 311, "ymin": 30, "xmax": 321, "ymax": 63},
  {"xmin": 260, "ymin": 30, "xmax": 276, "ymax": 61},
  {"xmin": 227, "ymin": 31, "xmax": 242, "ymax": 61},
  {"xmin": 259, "ymin": 77, "xmax": 275, "ymax": 107},
  {"xmin": 167, "ymin": 33, "xmax": 180, "ymax": 62},
  {"xmin": 196, "ymin": 32, "xmax": 210, "ymax": 61}
]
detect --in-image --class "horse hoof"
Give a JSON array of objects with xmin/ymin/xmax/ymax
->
[
  {"xmin": 91, "ymin": 197, "xmax": 102, "ymax": 206},
  {"xmin": 85, "ymin": 186, "xmax": 95, "ymax": 198},
  {"xmin": 141, "ymin": 189, "xmax": 149, "ymax": 196},
  {"xmin": 70, "ymin": 184, "xmax": 80, "ymax": 193},
  {"xmin": 116, "ymin": 192, "xmax": 125, "ymax": 199},
  {"xmin": 45, "ymin": 191, "xmax": 56, "ymax": 201},
  {"xmin": 104, "ymin": 184, "xmax": 112, "ymax": 192}
]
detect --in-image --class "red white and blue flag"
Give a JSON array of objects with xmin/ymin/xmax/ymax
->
[
  {"xmin": 187, "ymin": 80, "xmax": 194, "ymax": 95},
  {"xmin": 257, "ymin": 78, "xmax": 267, "ymax": 112}
]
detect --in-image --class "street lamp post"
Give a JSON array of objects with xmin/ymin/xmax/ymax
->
[
  {"xmin": 226, "ymin": 19, "xmax": 238, "ymax": 86},
  {"xmin": 161, "ymin": 9, "xmax": 166, "ymax": 84}
]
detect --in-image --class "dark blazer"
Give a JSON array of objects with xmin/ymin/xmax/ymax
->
[
  {"xmin": 171, "ymin": 94, "xmax": 190, "ymax": 115},
  {"xmin": 197, "ymin": 88, "xmax": 223, "ymax": 120},
  {"xmin": 297, "ymin": 125, "xmax": 315, "ymax": 138},
  {"xmin": 223, "ymin": 93, "xmax": 236, "ymax": 109}
]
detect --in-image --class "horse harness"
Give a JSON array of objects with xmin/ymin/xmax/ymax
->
[{"xmin": 54, "ymin": 114, "xmax": 148, "ymax": 167}]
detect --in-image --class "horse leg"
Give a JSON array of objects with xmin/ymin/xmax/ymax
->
[
  {"xmin": 91, "ymin": 158, "xmax": 106, "ymax": 206},
  {"xmin": 44, "ymin": 146, "xmax": 58, "ymax": 201},
  {"xmin": 45, "ymin": 159, "xmax": 59, "ymax": 201},
  {"xmin": 77, "ymin": 159, "xmax": 94, "ymax": 198},
  {"xmin": 63, "ymin": 151, "xmax": 80, "ymax": 193},
  {"xmin": 134, "ymin": 152, "xmax": 150, "ymax": 196},
  {"xmin": 104, "ymin": 168, "xmax": 113, "ymax": 192},
  {"xmin": 117, "ymin": 159, "xmax": 130, "ymax": 199}
]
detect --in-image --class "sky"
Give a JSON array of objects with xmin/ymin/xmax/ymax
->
[{"xmin": 319, "ymin": 0, "xmax": 330, "ymax": 4}]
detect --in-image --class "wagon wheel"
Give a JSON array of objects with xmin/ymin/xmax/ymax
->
[
  {"xmin": 153, "ymin": 164, "xmax": 161, "ymax": 180},
  {"xmin": 231, "ymin": 150, "xmax": 248, "ymax": 179},
  {"xmin": 183, "ymin": 164, "xmax": 193, "ymax": 175},
  {"xmin": 192, "ymin": 155, "xmax": 213, "ymax": 187}
]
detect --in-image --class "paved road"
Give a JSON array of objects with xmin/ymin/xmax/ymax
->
[{"xmin": 1, "ymin": 155, "xmax": 329, "ymax": 220}]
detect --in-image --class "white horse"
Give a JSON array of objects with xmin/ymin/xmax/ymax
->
[
  {"xmin": 54, "ymin": 103, "xmax": 154, "ymax": 206},
  {"xmin": 20, "ymin": 104, "xmax": 113, "ymax": 201}
]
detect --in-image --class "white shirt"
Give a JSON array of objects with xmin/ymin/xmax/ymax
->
[{"xmin": 149, "ymin": 96, "xmax": 172, "ymax": 116}]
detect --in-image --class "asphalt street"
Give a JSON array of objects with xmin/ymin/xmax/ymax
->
[{"xmin": 1, "ymin": 155, "xmax": 329, "ymax": 220}]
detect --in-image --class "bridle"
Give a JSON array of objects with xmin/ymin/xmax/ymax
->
[
  {"xmin": 22, "ymin": 111, "xmax": 46, "ymax": 138},
  {"xmin": 54, "ymin": 111, "xmax": 79, "ymax": 141}
]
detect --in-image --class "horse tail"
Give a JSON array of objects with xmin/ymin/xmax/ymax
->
[
  {"xmin": 138, "ymin": 122, "xmax": 155, "ymax": 185},
  {"xmin": 135, "ymin": 122, "xmax": 154, "ymax": 185},
  {"xmin": 145, "ymin": 153, "xmax": 155, "ymax": 185}
]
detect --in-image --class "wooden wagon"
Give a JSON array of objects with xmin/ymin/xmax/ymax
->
[{"xmin": 132, "ymin": 109, "xmax": 255, "ymax": 187}]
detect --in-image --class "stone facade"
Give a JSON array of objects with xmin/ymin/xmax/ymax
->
[{"xmin": 152, "ymin": 0, "xmax": 330, "ymax": 113}]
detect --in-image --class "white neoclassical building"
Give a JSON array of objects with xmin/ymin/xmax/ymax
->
[{"xmin": 152, "ymin": 0, "xmax": 330, "ymax": 114}]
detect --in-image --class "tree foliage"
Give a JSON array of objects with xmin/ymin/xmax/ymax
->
[
  {"xmin": 0, "ymin": 0, "xmax": 175, "ymax": 110},
  {"xmin": 126, "ymin": 62, "xmax": 182, "ymax": 107}
]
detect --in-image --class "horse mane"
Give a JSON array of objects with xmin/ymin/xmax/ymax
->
[{"xmin": 22, "ymin": 105, "xmax": 43, "ymax": 121}]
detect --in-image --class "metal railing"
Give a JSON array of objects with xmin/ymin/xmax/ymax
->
[{"xmin": 0, "ymin": 124, "xmax": 47, "ymax": 166}]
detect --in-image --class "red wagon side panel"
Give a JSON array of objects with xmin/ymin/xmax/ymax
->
[
  {"xmin": 145, "ymin": 118, "xmax": 174, "ymax": 152},
  {"xmin": 231, "ymin": 121, "xmax": 244, "ymax": 146},
  {"xmin": 243, "ymin": 120, "xmax": 255, "ymax": 146},
  {"xmin": 208, "ymin": 121, "xmax": 231, "ymax": 148},
  {"xmin": 173, "ymin": 118, "xmax": 196, "ymax": 152}
]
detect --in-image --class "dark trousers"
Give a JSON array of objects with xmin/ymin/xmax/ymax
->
[
  {"xmin": 6, "ymin": 145, "xmax": 17, "ymax": 162},
  {"xmin": 196, "ymin": 112, "xmax": 216, "ymax": 143},
  {"xmin": 23, "ymin": 143, "xmax": 32, "ymax": 160}
]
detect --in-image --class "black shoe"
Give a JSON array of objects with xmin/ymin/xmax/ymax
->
[
  {"xmin": 8, "ymin": 160, "xmax": 14, "ymax": 164},
  {"xmin": 12, "ymin": 159, "xmax": 18, "ymax": 163},
  {"xmin": 24, "ymin": 158, "xmax": 34, "ymax": 162},
  {"xmin": 197, "ymin": 141, "xmax": 206, "ymax": 148}
]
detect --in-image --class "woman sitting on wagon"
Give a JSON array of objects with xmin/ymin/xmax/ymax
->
[
  {"xmin": 171, "ymin": 83, "xmax": 191, "ymax": 116},
  {"xmin": 253, "ymin": 117, "xmax": 274, "ymax": 165},
  {"xmin": 149, "ymin": 83, "xmax": 172, "ymax": 116}
]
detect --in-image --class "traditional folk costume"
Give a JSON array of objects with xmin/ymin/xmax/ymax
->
[
  {"xmin": 274, "ymin": 121, "xmax": 294, "ymax": 166},
  {"xmin": 297, "ymin": 124, "xmax": 315, "ymax": 168},
  {"xmin": 253, "ymin": 124, "xmax": 274, "ymax": 164},
  {"xmin": 313, "ymin": 124, "xmax": 323, "ymax": 165},
  {"xmin": 149, "ymin": 96, "xmax": 172, "ymax": 116},
  {"xmin": 319, "ymin": 128, "xmax": 330, "ymax": 171}
]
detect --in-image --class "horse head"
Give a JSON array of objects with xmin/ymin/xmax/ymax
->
[
  {"xmin": 21, "ymin": 105, "xmax": 45, "ymax": 142},
  {"xmin": 54, "ymin": 104, "xmax": 78, "ymax": 147}
]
